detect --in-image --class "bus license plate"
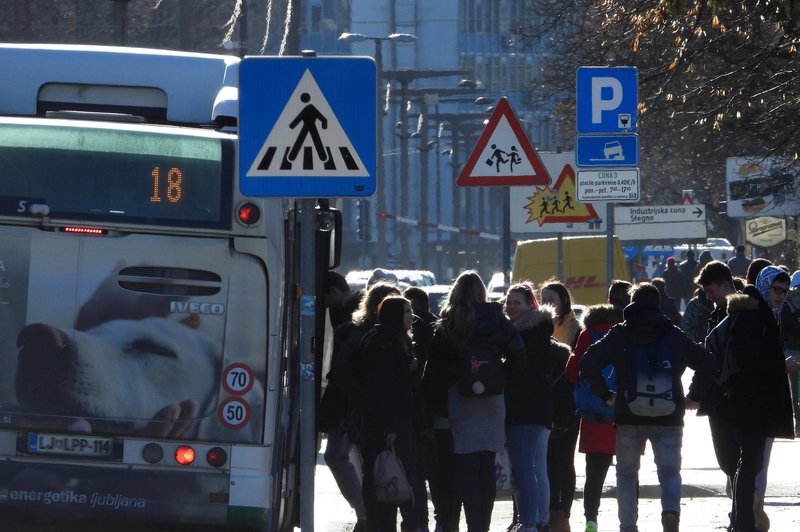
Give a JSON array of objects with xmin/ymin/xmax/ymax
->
[{"xmin": 28, "ymin": 433, "xmax": 114, "ymax": 458}]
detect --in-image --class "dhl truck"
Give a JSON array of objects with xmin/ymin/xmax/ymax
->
[{"xmin": 512, "ymin": 235, "xmax": 631, "ymax": 305}]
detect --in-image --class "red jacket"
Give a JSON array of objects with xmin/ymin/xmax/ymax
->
[{"xmin": 566, "ymin": 304, "xmax": 621, "ymax": 455}]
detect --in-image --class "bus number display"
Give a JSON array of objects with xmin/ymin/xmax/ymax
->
[{"xmin": 150, "ymin": 166, "xmax": 184, "ymax": 204}]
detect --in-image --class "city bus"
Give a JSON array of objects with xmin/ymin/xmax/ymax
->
[{"xmin": 0, "ymin": 44, "xmax": 327, "ymax": 531}]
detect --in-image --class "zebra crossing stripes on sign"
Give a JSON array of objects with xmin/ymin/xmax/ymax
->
[
  {"xmin": 247, "ymin": 70, "xmax": 368, "ymax": 178},
  {"xmin": 239, "ymin": 56, "xmax": 376, "ymax": 197}
]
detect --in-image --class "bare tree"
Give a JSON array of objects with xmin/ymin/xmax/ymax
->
[{"xmin": 516, "ymin": 0, "xmax": 800, "ymax": 219}]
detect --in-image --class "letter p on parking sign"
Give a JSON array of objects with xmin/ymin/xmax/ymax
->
[{"xmin": 577, "ymin": 67, "xmax": 638, "ymax": 134}]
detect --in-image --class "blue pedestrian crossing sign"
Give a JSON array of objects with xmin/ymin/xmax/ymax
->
[
  {"xmin": 239, "ymin": 57, "xmax": 376, "ymax": 197},
  {"xmin": 576, "ymin": 66, "xmax": 638, "ymax": 134}
]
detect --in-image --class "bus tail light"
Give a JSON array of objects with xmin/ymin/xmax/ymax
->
[
  {"xmin": 206, "ymin": 446, "xmax": 228, "ymax": 468},
  {"xmin": 62, "ymin": 226, "xmax": 107, "ymax": 235},
  {"xmin": 175, "ymin": 445, "xmax": 196, "ymax": 465},
  {"xmin": 142, "ymin": 442, "xmax": 164, "ymax": 464},
  {"xmin": 237, "ymin": 202, "xmax": 261, "ymax": 226}
]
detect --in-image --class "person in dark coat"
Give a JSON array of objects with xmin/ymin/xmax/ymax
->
[
  {"xmin": 678, "ymin": 249, "xmax": 699, "ymax": 305},
  {"xmin": 503, "ymin": 283, "xmax": 564, "ymax": 532},
  {"xmin": 580, "ymin": 283, "xmax": 717, "ymax": 532},
  {"xmin": 358, "ymin": 295, "xmax": 420, "ymax": 532},
  {"xmin": 662, "ymin": 257, "xmax": 685, "ymax": 308},
  {"xmin": 425, "ymin": 270, "xmax": 525, "ymax": 532},
  {"xmin": 320, "ymin": 282, "xmax": 400, "ymax": 531},
  {"xmin": 680, "ymin": 287, "xmax": 714, "ymax": 344},
  {"xmin": 694, "ymin": 266, "xmax": 796, "ymax": 532},
  {"xmin": 651, "ymin": 277, "xmax": 682, "ymax": 326},
  {"xmin": 727, "ymin": 245, "xmax": 752, "ymax": 278}
]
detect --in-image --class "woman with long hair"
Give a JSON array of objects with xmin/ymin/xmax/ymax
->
[
  {"xmin": 540, "ymin": 279, "xmax": 581, "ymax": 532},
  {"xmin": 503, "ymin": 282, "xmax": 566, "ymax": 532},
  {"xmin": 425, "ymin": 271, "xmax": 525, "ymax": 532},
  {"xmin": 325, "ymin": 282, "xmax": 401, "ymax": 531},
  {"xmin": 359, "ymin": 295, "xmax": 421, "ymax": 532}
]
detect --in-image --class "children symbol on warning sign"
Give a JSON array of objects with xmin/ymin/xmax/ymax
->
[
  {"xmin": 508, "ymin": 146, "xmax": 522, "ymax": 172},
  {"xmin": 561, "ymin": 191, "xmax": 574, "ymax": 212},
  {"xmin": 288, "ymin": 92, "xmax": 328, "ymax": 163},
  {"xmin": 486, "ymin": 144, "xmax": 508, "ymax": 172},
  {"xmin": 540, "ymin": 196, "xmax": 550, "ymax": 217}
]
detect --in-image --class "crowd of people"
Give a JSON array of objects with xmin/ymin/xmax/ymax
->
[{"xmin": 317, "ymin": 253, "xmax": 800, "ymax": 532}]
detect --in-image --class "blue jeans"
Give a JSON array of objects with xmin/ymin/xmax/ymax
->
[
  {"xmin": 616, "ymin": 424, "xmax": 683, "ymax": 532},
  {"xmin": 506, "ymin": 424, "xmax": 551, "ymax": 527},
  {"xmin": 324, "ymin": 428, "xmax": 365, "ymax": 519}
]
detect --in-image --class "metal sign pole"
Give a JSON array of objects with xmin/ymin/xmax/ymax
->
[
  {"xmin": 299, "ymin": 199, "xmax": 317, "ymax": 532},
  {"xmin": 503, "ymin": 187, "xmax": 511, "ymax": 285},
  {"xmin": 606, "ymin": 202, "xmax": 614, "ymax": 288}
]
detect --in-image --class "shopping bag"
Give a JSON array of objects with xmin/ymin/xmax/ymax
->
[
  {"xmin": 495, "ymin": 444, "xmax": 515, "ymax": 495},
  {"xmin": 373, "ymin": 445, "xmax": 414, "ymax": 505}
]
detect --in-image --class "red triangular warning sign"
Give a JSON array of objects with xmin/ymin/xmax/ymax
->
[{"xmin": 457, "ymin": 97, "xmax": 550, "ymax": 186}]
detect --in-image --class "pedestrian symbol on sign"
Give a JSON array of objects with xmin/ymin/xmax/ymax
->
[{"xmin": 247, "ymin": 69, "xmax": 369, "ymax": 178}]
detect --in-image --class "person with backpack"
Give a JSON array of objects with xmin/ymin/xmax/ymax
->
[
  {"xmin": 425, "ymin": 270, "xmax": 526, "ymax": 532},
  {"xmin": 566, "ymin": 280, "xmax": 631, "ymax": 532},
  {"xmin": 580, "ymin": 282, "xmax": 717, "ymax": 532},
  {"xmin": 503, "ymin": 282, "xmax": 565, "ymax": 532}
]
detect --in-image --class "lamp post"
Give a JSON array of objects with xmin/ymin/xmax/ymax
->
[
  {"xmin": 402, "ymin": 88, "xmax": 485, "ymax": 274},
  {"xmin": 384, "ymin": 70, "xmax": 473, "ymax": 268},
  {"xmin": 338, "ymin": 32, "xmax": 417, "ymax": 266}
]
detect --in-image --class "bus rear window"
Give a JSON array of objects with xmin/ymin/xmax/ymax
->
[{"xmin": 0, "ymin": 120, "xmax": 233, "ymax": 230}]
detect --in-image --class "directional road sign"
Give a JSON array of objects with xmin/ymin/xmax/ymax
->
[
  {"xmin": 614, "ymin": 204, "xmax": 707, "ymax": 240},
  {"xmin": 239, "ymin": 56, "xmax": 376, "ymax": 197},
  {"xmin": 576, "ymin": 67, "xmax": 638, "ymax": 134},
  {"xmin": 576, "ymin": 169, "xmax": 640, "ymax": 202},
  {"xmin": 576, "ymin": 135, "xmax": 639, "ymax": 167}
]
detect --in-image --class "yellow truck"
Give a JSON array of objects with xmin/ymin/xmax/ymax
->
[{"xmin": 512, "ymin": 235, "xmax": 631, "ymax": 305}]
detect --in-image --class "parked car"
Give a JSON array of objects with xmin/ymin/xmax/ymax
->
[
  {"xmin": 421, "ymin": 284, "xmax": 452, "ymax": 315},
  {"xmin": 345, "ymin": 269, "xmax": 438, "ymax": 292}
]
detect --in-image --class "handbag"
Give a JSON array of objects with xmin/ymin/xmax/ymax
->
[
  {"xmin": 373, "ymin": 445, "xmax": 414, "ymax": 506},
  {"xmin": 495, "ymin": 444, "xmax": 515, "ymax": 495}
]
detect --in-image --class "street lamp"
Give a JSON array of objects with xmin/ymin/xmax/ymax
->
[{"xmin": 337, "ymin": 32, "xmax": 417, "ymax": 266}]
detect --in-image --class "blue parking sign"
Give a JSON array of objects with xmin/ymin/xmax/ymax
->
[{"xmin": 576, "ymin": 67, "xmax": 638, "ymax": 134}]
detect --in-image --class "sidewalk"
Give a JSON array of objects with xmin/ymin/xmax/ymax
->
[
  {"xmin": 314, "ymin": 436, "xmax": 800, "ymax": 531},
  {"xmin": 489, "ymin": 489, "xmax": 799, "ymax": 532}
]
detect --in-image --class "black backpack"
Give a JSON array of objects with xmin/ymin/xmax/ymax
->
[{"xmin": 457, "ymin": 336, "xmax": 506, "ymax": 397}]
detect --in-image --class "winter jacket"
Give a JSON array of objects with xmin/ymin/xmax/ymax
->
[
  {"xmin": 702, "ymin": 285, "xmax": 795, "ymax": 439},
  {"xmin": 358, "ymin": 324, "xmax": 417, "ymax": 435},
  {"xmin": 662, "ymin": 264, "xmax": 684, "ymax": 302},
  {"xmin": 567, "ymin": 304, "xmax": 621, "ymax": 454},
  {"xmin": 504, "ymin": 307, "xmax": 565, "ymax": 428},
  {"xmin": 425, "ymin": 302, "xmax": 525, "ymax": 390},
  {"xmin": 317, "ymin": 321, "xmax": 371, "ymax": 432},
  {"xmin": 680, "ymin": 292, "xmax": 714, "ymax": 344},
  {"xmin": 423, "ymin": 301, "xmax": 526, "ymax": 453},
  {"xmin": 580, "ymin": 300, "xmax": 718, "ymax": 427}
]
